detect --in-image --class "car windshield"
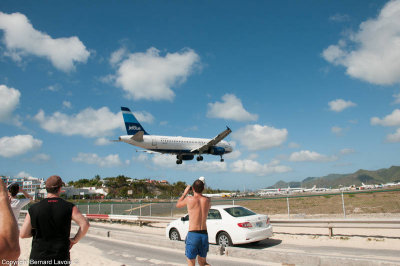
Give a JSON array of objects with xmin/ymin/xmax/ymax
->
[{"xmin": 224, "ymin": 207, "xmax": 256, "ymax": 217}]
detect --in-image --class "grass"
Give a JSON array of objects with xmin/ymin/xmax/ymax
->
[{"xmin": 212, "ymin": 190, "xmax": 400, "ymax": 217}]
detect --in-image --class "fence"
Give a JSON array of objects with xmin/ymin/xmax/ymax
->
[{"xmin": 72, "ymin": 188, "xmax": 400, "ymax": 218}]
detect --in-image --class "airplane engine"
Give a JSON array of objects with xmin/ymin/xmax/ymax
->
[{"xmin": 209, "ymin": 146, "xmax": 225, "ymax": 155}]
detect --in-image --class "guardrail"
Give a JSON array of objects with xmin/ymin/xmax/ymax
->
[
  {"xmin": 271, "ymin": 219, "xmax": 400, "ymax": 237},
  {"xmin": 22, "ymin": 211, "xmax": 400, "ymax": 237}
]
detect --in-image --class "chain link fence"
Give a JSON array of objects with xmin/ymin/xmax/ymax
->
[{"xmin": 71, "ymin": 189, "xmax": 400, "ymax": 218}]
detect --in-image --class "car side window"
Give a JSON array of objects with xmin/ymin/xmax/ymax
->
[{"xmin": 207, "ymin": 209, "xmax": 222, "ymax": 220}]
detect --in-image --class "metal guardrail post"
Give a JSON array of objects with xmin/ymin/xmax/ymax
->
[
  {"xmin": 111, "ymin": 204, "xmax": 113, "ymax": 214},
  {"xmin": 139, "ymin": 200, "xmax": 142, "ymax": 216},
  {"xmin": 98, "ymin": 202, "xmax": 100, "ymax": 214},
  {"xmin": 287, "ymin": 197, "xmax": 290, "ymax": 218},
  {"xmin": 150, "ymin": 200, "xmax": 152, "ymax": 216},
  {"xmin": 87, "ymin": 204, "xmax": 89, "ymax": 214}
]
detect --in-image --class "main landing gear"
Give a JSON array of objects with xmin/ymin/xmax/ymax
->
[
  {"xmin": 196, "ymin": 155, "xmax": 204, "ymax": 161},
  {"xmin": 220, "ymin": 155, "xmax": 224, "ymax": 162},
  {"xmin": 176, "ymin": 159, "xmax": 182, "ymax": 164}
]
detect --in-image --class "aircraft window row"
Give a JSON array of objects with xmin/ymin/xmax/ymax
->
[{"xmin": 160, "ymin": 139, "xmax": 206, "ymax": 144}]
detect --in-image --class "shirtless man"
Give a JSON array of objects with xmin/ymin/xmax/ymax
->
[{"xmin": 176, "ymin": 179, "xmax": 211, "ymax": 266}]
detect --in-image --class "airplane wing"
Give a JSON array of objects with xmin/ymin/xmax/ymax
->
[{"xmin": 191, "ymin": 127, "xmax": 232, "ymax": 154}]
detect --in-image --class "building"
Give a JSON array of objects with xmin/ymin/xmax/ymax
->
[{"xmin": 1, "ymin": 175, "xmax": 45, "ymax": 196}]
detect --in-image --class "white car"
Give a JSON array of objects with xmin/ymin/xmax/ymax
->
[{"xmin": 166, "ymin": 205, "xmax": 273, "ymax": 246}]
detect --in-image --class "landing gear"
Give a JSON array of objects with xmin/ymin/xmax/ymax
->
[
  {"xmin": 220, "ymin": 155, "xmax": 224, "ymax": 162},
  {"xmin": 196, "ymin": 155, "xmax": 203, "ymax": 161},
  {"xmin": 176, "ymin": 159, "xmax": 182, "ymax": 164}
]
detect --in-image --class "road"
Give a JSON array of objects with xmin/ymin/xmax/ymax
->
[{"xmin": 80, "ymin": 235, "xmax": 274, "ymax": 266}]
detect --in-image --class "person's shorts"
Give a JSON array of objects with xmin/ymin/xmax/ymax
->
[{"xmin": 185, "ymin": 231, "xmax": 209, "ymax": 259}]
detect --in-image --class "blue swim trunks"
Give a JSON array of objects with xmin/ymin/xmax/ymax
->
[{"xmin": 185, "ymin": 231, "xmax": 209, "ymax": 259}]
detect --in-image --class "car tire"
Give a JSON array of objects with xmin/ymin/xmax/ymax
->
[
  {"xmin": 217, "ymin": 232, "xmax": 233, "ymax": 246},
  {"xmin": 169, "ymin": 228, "xmax": 181, "ymax": 241}
]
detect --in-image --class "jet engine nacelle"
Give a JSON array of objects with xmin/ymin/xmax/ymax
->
[
  {"xmin": 209, "ymin": 146, "xmax": 225, "ymax": 155},
  {"xmin": 177, "ymin": 155, "xmax": 194, "ymax": 160}
]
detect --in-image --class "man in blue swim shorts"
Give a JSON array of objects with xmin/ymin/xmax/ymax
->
[{"xmin": 177, "ymin": 178, "xmax": 211, "ymax": 266}]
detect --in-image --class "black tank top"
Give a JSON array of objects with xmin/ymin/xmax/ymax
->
[{"xmin": 29, "ymin": 197, "xmax": 74, "ymax": 263}]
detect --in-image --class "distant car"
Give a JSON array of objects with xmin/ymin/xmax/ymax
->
[{"xmin": 166, "ymin": 205, "xmax": 273, "ymax": 246}]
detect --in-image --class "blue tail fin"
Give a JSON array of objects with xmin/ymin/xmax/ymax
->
[{"xmin": 121, "ymin": 107, "xmax": 149, "ymax": 135}]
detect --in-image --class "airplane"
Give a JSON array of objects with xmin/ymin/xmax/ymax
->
[{"xmin": 117, "ymin": 107, "xmax": 233, "ymax": 164}]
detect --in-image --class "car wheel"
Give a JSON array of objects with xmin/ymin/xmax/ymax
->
[
  {"xmin": 169, "ymin": 228, "xmax": 181, "ymax": 241},
  {"xmin": 217, "ymin": 232, "xmax": 233, "ymax": 246}
]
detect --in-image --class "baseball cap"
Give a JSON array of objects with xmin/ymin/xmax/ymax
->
[
  {"xmin": 45, "ymin": 175, "xmax": 64, "ymax": 188},
  {"xmin": 198, "ymin": 176, "xmax": 205, "ymax": 183}
]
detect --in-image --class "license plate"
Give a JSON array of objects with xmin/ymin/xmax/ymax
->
[{"xmin": 256, "ymin": 221, "xmax": 263, "ymax": 227}]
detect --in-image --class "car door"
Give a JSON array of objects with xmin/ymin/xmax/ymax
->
[
  {"xmin": 180, "ymin": 214, "xmax": 190, "ymax": 239},
  {"xmin": 206, "ymin": 209, "xmax": 223, "ymax": 244}
]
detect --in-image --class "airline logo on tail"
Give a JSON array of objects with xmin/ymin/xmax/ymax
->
[{"xmin": 121, "ymin": 107, "xmax": 148, "ymax": 135}]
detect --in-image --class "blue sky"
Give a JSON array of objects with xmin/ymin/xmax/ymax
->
[{"xmin": 1, "ymin": 0, "xmax": 400, "ymax": 190}]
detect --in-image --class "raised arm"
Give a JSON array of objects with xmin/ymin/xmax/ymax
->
[
  {"xmin": 69, "ymin": 206, "xmax": 90, "ymax": 249},
  {"xmin": 20, "ymin": 187, "xmax": 33, "ymax": 201},
  {"xmin": 0, "ymin": 179, "xmax": 20, "ymax": 260},
  {"xmin": 176, "ymin": 185, "xmax": 191, "ymax": 208}
]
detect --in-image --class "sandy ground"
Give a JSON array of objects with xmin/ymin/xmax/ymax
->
[{"xmin": 16, "ymin": 216, "xmax": 400, "ymax": 265}]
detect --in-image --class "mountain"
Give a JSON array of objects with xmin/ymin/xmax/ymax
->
[{"xmin": 267, "ymin": 165, "xmax": 400, "ymax": 189}]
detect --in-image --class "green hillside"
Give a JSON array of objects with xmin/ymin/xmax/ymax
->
[{"xmin": 268, "ymin": 165, "xmax": 400, "ymax": 189}]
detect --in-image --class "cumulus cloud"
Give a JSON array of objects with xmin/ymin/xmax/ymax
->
[
  {"xmin": 231, "ymin": 124, "xmax": 288, "ymax": 151},
  {"xmin": 16, "ymin": 171, "xmax": 31, "ymax": 178},
  {"xmin": 231, "ymin": 159, "xmax": 291, "ymax": 176},
  {"xmin": 207, "ymin": 94, "xmax": 258, "ymax": 122},
  {"xmin": 0, "ymin": 135, "xmax": 42, "ymax": 158},
  {"xmin": 133, "ymin": 111, "xmax": 154, "ymax": 124},
  {"xmin": 340, "ymin": 148, "xmax": 355, "ymax": 155},
  {"xmin": 113, "ymin": 47, "xmax": 200, "ymax": 101},
  {"xmin": 30, "ymin": 153, "xmax": 50, "ymax": 162},
  {"xmin": 322, "ymin": 0, "xmax": 400, "ymax": 85},
  {"xmin": 328, "ymin": 99, "xmax": 356, "ymax": 112},
  {"xmin": 62, "ymin": 101, "xmax": 72, "ymax": 109},
  {"xmin": 393, "ymin": 93, "xmax": 400, "ymax": 104},
  {"xmin": 331, "ymin": 126, "xmax": 343, "ymax": 136},
  {"xmin": 72, "ymin": 153, "xmax": 122, "ymax": 167},
  {"xmin": 289, "ymin": 150, "xmax": 338, "ymax": 162},
  {"xmin": 371, "ymin": 109, "xmax": 400, "ymax": 127},
  {"xmin": 0, "ymin": 84, "xmax": 20, "ymax": 123},
  {"xmin": 34, "ymin": 107, "xmax": 124, "ymax": 138},
  {"xmin": 386, "ymin": 128, "xmax": 400, "ymax": 142},
  {"xmin": 94, "ymin": 137, "xmax": 112, "ymax": 146},
  {"xmin": 0, "ymin": 12, "xmax": 90, "ymax": 72}
]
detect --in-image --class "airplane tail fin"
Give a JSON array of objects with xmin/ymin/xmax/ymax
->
[{"xmin": 121, "ymin": 107, "xmax": 149, "ymax": 135}]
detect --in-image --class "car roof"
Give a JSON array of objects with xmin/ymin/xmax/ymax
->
[{"xmin": 210, "ymin": 205, "xmax": 242, "ymax": 209}]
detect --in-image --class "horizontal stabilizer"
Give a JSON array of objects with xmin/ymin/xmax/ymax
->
[{"xmin": 131, "ymin": 131, "xmax": 144, "ymax": 142}]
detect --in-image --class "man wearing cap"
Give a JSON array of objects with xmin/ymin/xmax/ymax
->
[
  {"xmin": 176, "ymin": 178, "xmax": 211, "ymax": 266},
  {"xmin": 8, "ymin": 183, "xmax": 33, "ymax": 224},
  {"xmin": 20, "ymin": 175, "xmax": 90, "ymax": 265}
]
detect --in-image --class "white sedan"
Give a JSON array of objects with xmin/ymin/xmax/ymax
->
[{"xmin": 166, "ymin": 205, "xmax": 273, "ymax": 246}]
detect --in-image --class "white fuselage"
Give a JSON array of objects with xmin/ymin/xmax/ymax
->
[{"xmin": 119, "ymin": 134, "xmax": 232, "ymax": 155}]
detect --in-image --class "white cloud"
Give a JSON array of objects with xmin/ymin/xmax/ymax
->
[
  {"xmin": 94, "ymin": 137, "xmax": 112, "ymax": 146},
  {"xmin": 322, "ymin": 0, "xmax": 400, "ymax": 85},
  {"xmin": 331, "ymin": 126, "xmax": 343, "ymax": 136},
  {"xmin": 16, "ymin": 171, "xmax": 31, "ymax": 178},
  {"xmin": 109, "ymin": 47, "xmax": 128, "ymax": 66},
  {"xmin": 289, "ymin": 150, "xmax": 338, "ymax": 162},
  {"xmin": 393, "ymin": 93, "xmax": 400, "ymax": 104},
  {"xmin": 371, "ymin": 109, "xmax": 400, "ymax": 127},
  {"xmin": 34, "ymin": 107, "xmax": 124, "ymax": 138},
  {"xmin": 0, "ymin": 84, "xmax": 20, "ymax": 123},
  {"xmin": 62, "ymin": 101, "xmax": 72, "ymax": 109},
  {"xmin": 72, "ymin": 153, "xmax": 122, "ymax": 167},
  {"xmin": 133, "ymin": 111, "xmax": 154, "ymax": 124},
  {"xmin": 0, "ymin": 135, "xmax": 42, "ymax": 158},
  {"xmin": 0, "ymin": 12, "xmax": 90, "ymax": 72},
  {"xmin": 288, "ymin": 142, "xmax": 300, "ymax": 149},
  {"xmin": 207, "ymin": 94, "xmax": 258, "ymax": 122},
  {"xmin": 328, "ymin": 99, "xmax": 356, "ymax": 112},
  {"xmin": 329, "ymin": 14, "xmax": 350, "ymax": 22},
  {"xmin": 30, "ymin": 153, "xmax": 50, "ymax": 162},
  {"xmin": 231, "ymin": 124, "xmax": 288, "ymax": 151},
  {"xmin": 340, "ymin": 148, "xmax": 355, "ymax": 155},
  {"xmin": 113, "ymin": 47, "xmax": 200, "ymax": 101},
  {"xmin": 386, "ymin": 128, "xmax": 400, "ymax": 142},
  {"xmin": 231, "ymin": 159, "xmax": 291, "ymax": 176}
]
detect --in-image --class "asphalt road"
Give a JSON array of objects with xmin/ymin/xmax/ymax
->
[{"xmin": 80, "ymin": 235, "xmax": 274, "ymax": 266}]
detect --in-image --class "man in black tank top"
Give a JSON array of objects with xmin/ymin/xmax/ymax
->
[{"xmin": 20, "ymin": 175, "xmax": 90, "ymax": 266}]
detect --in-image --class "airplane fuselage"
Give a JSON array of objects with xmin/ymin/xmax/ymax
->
[{"xmin": 119, "ymin": 134, "xmax": 232, "ymax": 156}]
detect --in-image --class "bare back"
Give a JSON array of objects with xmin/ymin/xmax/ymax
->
[{"xmin": 186, "ymin": 194, "xmax": 211, "ymax": 231}]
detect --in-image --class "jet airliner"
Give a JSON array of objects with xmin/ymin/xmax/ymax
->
[{"xmin": 117, "ymin": 107, "xmax": 233, "ymax": 164}]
